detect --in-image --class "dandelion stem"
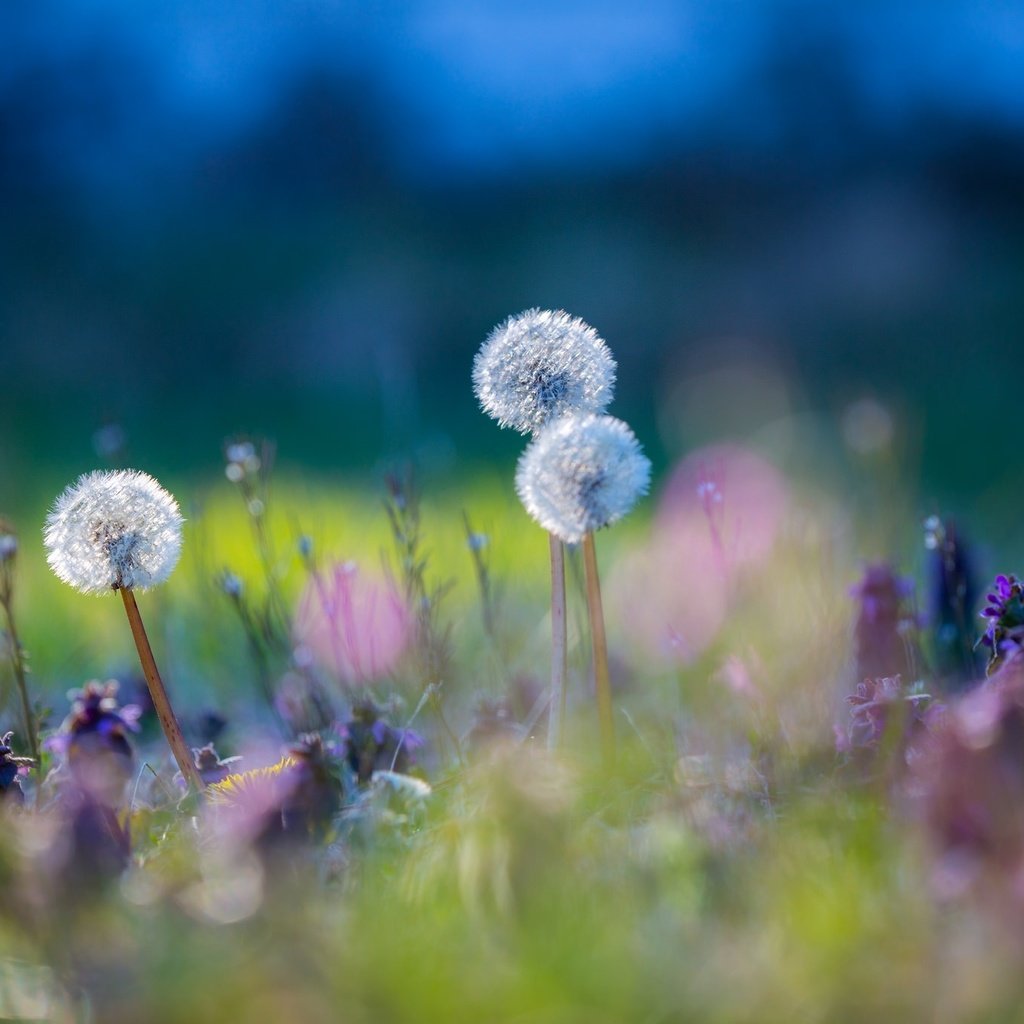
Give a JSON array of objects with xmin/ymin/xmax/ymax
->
[
  {"xmin": 582, "ymin": 531, "xmax": 614, "ymax": 764},
  {"xmin": 547, "ymin": 533, "xmax": 568, "ymax": 751},
  {"xmin": 119, "ymin": 588, "xmax": 203, "ymax": 791},
  {"xmin": 1, "ymin": 601, "xmax": 39, "ymax": 764}
]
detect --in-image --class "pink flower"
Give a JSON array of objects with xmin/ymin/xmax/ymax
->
[
  {"xmin": 294, "ymin": 561, "xmax": 411, "ymax": 686},
  {"xmin": 607, "ymin": 444, "xmax": 788, "ymax": 666},
  {"xmin": 656, "ymin": 444, "xmax": 788, "ymax": 573}
]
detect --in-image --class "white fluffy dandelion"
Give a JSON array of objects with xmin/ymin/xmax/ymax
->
[
  {"xmin": 473, "ymin": 308, "xmax": 616, "ymax": 434},
  {"xmin": 516, "ymin": 414, "xmax": 650, "ymax": 544},
  {"xmin": 518, "ymin": 414, "xmax": 649, "ymax": 762},
  {"xmin": 43, "ymin": 469, "xmax": 201, "ymax": 790},
  {"xmin": 44, "ymin": 470, "xmax": 183, "ymax": 595}
]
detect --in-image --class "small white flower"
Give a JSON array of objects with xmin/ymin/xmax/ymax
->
[
  {"xmin": 472, "ymin": 308, "xmax": 616, "ymax": 434},
  {"xmin": 44, "ymin": 470, "xmax": 184, "ymax": 594},
  {"xmin": 516, "ymin": 414, "xmax": 651, "ymax": 543}
]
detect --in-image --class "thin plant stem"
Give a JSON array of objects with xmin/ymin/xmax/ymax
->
[
  {"xmin": 463, "ymin": 511, "xmax": 497, "ymax": 642},
  {"xmin": 547, "ymin": 533, "xmax": 568, "ymax": 751},
  {"xmin": 1, "ymin": 602, "xmax": 39, "ymax": 764},
  {"xmin": 430, "ymin": 686, "xmax": 465, "ymax": 767},
  {"xmin": 227, "ymin": 589, "xmax": 290, "ymax": 730},
  {"xmin": 582, "ymin": 531, "xmax": 614, "ymax": 764},
  {"xmin": 120, "ymin": 588, "xmax": 204, "ymax": 791}
]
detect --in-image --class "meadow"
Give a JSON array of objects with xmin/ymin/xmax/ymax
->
[{"xmin": 2, "ymin": 369, "xmax": 1024, "ymax": 1024}]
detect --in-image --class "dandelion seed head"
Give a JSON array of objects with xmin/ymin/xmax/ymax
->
[
  {"xmin": 515, "ymin": 414, "xmax": 650, "ymax": 543},
  {"xmin": 473, "ymin": 308, "xmax": 616, "ymax": 434},
  {"xmin": 44, "ymin": 470, "xmax": 184, "ymax": 594}
]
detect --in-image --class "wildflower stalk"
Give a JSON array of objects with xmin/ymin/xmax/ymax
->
[
  {"xmin": 582, "ymin": 532, "xmax": 614, "ymax": 763},
  {"xmin": 224, "ymin": 439, "xmax": 291, "ymax": 655},
  {"xmin": 0, "ymin": 526, "xmax": 38, "ymax": 764},
  {"xmin": 0, "ymin": 602, "xmax": 38, "ymax": 765},
  {"xmin": 384, "ymin": 470, "xmax": 462, "ymax": 764},
  {"xmin": 463, "ymin": 512, "xmax": 497, "ymax": 642},
  {"xmin": 220, "ymin": 571, "xmax": 288, "ymax": 720},
  {"xmin": 547, "ymin": 533, "xmax": 568, "ymax": 750},
  {"xmin": 120, "ymin": 588, "xmax": 203, "ymax": 791}
]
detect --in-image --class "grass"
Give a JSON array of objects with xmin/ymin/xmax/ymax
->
[{"xmin": 0, "ymin": 455, "xmax": 1023, "ymax": 1022}]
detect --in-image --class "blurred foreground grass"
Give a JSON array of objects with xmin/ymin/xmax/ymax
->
[
  {"xmin": 2, "ymin": 463, "xmax": 1024, "ymax": 1022},
  {"xmin": 4, "ymin": 730, "xmax": 1022, "ymax": 1023}
]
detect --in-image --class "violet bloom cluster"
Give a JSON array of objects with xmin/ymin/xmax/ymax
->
[
  {"xmin": 980, "ymin": 573, "xmax": 1024, "ymax": 674},
  {"xmin": 336, "ymin": 699, "xmax": 423, "ymax": 784},
  {"xmin": 48, "ymin": 680, "xmax": 142, "ymax": 760},
  {"xmin": 912, "ymin": 657, "xmax": 1024, "ymax": 902},
  {"xmin": 843, "ymin": 675, "xmax": 937, "ymax": 752},
  {"xmin": 850, "ymin": 564, "xmax": 917, "ymax": 683},
  {"xmin": 0, "ymin": 732, "xmax": 33, "ymax": 804},
  {"xmin": 48, "ymin": 680, "xmax": 142, "ymax": 804}
]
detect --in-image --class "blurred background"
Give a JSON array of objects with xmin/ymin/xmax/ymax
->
[{"xmin": 1, "ymin": 0, "xmax": 1022, "ymax": 545}]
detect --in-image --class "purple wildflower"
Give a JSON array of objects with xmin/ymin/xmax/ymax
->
[
  {"xmin": 49, "ymin": 680, "xmax": 141, "ymax": 805},
  {"xmin": 979, "ymin": 573, "xmax": 1024, "ymax": 676},
  {"xmin": 0, "ymin": 732, "xmax": 33, "ymax": 804},
  {"xmin": 843, "ymin": 675, "xmax": 937, "ymax": 753},
  {"xmin": 280, "ymin": 733, "xmax": 346, "ymax": 839},
  {"xmin": 192, "ymin": 744, "xmax": 242, "ymax": 786},
  {"xmin": 60, "ymin": 787, "xmax": 132, "ymax": 888},
  {"xmin": 335, "ymin": 699, "xmax": 423, "ymax": 784},
  {"xmin": 850, "ymin": 564, "xmax": 918, "ymax": 683},
  {"xmin": 911, "ymin": 654, "xmax": 1024, "ymax": 903}
]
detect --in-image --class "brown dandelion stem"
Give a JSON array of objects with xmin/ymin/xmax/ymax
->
[
  {"xmin": 582, "ymin": 531, "xmax": 614, "ymax": 764},
  {"xmin": 547, "ymin": 533, "xmax": 568, "ymax": 751},
  {"xmin": 0, "ymin": 602, "xmax": 39, "ymax": 764},
  {"xmin": 120, "ymin": 587, "xmax": 203, "ymax": 790}
]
